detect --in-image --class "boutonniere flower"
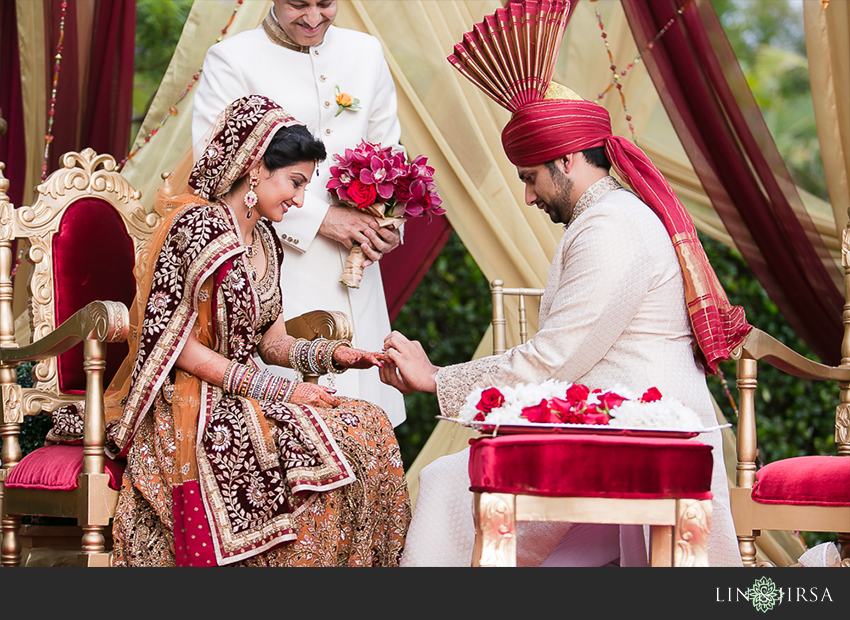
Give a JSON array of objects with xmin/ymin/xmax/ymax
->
[{"xmin": 334, "ymin": 86, "xmax": 361, "ymax": 117}]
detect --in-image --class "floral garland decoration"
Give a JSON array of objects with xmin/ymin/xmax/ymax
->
[
  {"xmin": 590, "ymin": 0, "xmax": 694, "ymax": 144},
  {"xmin": 116, "ymin": 0, "xmax": 245, "ymax": 171},
  {"xmin": 41, "ymin": 0, "xmax": 68, "ymax": 182}
]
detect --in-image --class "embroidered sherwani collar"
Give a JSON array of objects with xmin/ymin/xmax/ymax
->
[
  {"xmin": 567, "ymin": 175, "xmax": 622, "ymax": 228},
  {"xmin": 263, "ymin": 9, "xmax": 310, "ymax": 54}
]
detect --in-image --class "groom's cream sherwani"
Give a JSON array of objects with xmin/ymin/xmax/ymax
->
[
  {"xmin": 192, "ymin": 24, "xmax": 406, "ymax": 427},
  {"xmin": 402, "ymin": 177, "xmax": 741, "ymax": 567}
]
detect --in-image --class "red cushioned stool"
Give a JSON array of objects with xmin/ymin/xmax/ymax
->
[{"xmin": 468, "ymin": 432, "xmax": 714, "ymax": 567}]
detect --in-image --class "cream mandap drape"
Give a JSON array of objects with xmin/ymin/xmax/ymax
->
[{"xmin": 120, "ymin": 0, "xmax": 847, "ymax": 566}]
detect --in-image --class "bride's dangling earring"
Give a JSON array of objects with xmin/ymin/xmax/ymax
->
[{"xmin": 245, "ymin": 174, "xmax": 259, "ymax": 219}]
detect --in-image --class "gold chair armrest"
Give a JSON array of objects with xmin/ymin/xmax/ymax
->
[
  {"xmin": 283, "ymin": 310, "xmax": 353, "ymax": 384},
  {"xmin": 1, "ymin": 300, "xmax": 128, "ymax": 474},
  {"xmin": 731, "ymin": 328, "xmax": 850, "ymax": 488},
  {"xmin": 0, "ymin": 300, "xmax": 129, "ymax": 365},
  {"xmin": 731, "ymin": 328, "xmax": 850, "ymax": 382},
  {"xmin": 284, "ymin": 310, "xmax": 353, "ymax": 342}
]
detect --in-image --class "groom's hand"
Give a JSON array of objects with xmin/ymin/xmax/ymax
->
[{"xmin": 380, "ymin": 331, "xmax": 439, "ymax": 393}]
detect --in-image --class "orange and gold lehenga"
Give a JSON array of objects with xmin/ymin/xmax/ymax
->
[{"xmin": 100, "ymin": 193, "xmax": 409, "ymax": 567}]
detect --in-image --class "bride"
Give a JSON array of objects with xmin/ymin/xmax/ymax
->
[{"xmin": 52, "ymin": 95, "xmax": 410, "ymax": 566}]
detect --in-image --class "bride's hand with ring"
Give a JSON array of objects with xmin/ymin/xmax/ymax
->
[{"xmin": 333, "ymin": 346, "xmax": 387, "ymax": 370}]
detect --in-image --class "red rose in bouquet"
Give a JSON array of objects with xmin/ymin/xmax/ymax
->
[
  {"xmin": 549, "ymin": 397, "xmax": 585, "ymax": 424},
  {"xmin": 597, "ymin": 391, "xmax": 627, "ymax": 411},
  {"xmin": 565, "ymin": 383, "xmax": 590, "ymax": 405},
  {"xmin": 327, "ymin": 141, "xmax": 445, "ymax": 288},
  {"xmin": 583, "ymin": 410, "xmax": 611, "ymax": 425},
  {"xmin": 474, "ymin": 387, "xmax": 505, "ymax": 421},
  {"xmin": 346, "ymin": 179, "xmax": 378, "ymax": 209},
  {"xmin": 476, "ymin": 388, "xmax": 505, "ymax": 414}
]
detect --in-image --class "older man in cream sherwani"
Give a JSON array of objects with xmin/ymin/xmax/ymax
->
[
  {"xmin": 192, "ymin": 0, "xmax": 406, "ymax": 427},
  {"xmin": 381, "ymin": 90, "xmax": 750, "ymax": 566}
]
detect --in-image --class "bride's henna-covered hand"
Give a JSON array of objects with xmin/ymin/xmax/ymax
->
[
  {"xmin": 332, "ymin": 346, "xmax": 387, "ymax": 370},
  {"xmin": 289, "ymin": 382, "xmax": 340, "ymax": 408}
]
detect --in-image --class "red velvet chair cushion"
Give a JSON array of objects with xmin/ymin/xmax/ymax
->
[
  {"xmin": 4, "ymin": 445, "xmax": 124, "ymax": 491},
  {"xmin": 53, "ymin": 197, "xmax": 136, "ymax": 393},
  {"xmin": 468, "ymin": 434, "xmax": 713, "ymax": 500},
  {"xmin": 751, "ymin": 455, "xmax": 850, "ymax": 506}
]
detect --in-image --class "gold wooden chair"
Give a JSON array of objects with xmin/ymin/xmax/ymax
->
[
  {"xmin": 0, "ymin": 150, "xmax": 159, "ymax": 566},
  {"xmin": 489, "ymin": 279, "xmax": 544, "ymax": 355},
  {"xmin": 0, "ymin": 151, "xmax": 351, "ymax": 567},
  {"xmin": 729, "ymin": 224, "xmax": 850, "ymax": 566},
  {"xmin": 470, "ymin": 279, "xmax": 716, "ymax": 567}
]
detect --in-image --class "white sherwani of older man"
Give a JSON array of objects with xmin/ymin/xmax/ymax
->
[
  {"xmin": 192, "ymin": 21, "xmax": 405, "ymax": 426},
  {"xmin": 400, "ymin": 177, "xmax": 742, "ymax": 567}
]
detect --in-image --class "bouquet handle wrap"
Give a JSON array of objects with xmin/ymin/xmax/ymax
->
[{"xmin": 339, "ymin": 205, "xmax": 405, "ymax": 288}]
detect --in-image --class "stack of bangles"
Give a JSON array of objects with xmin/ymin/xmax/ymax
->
[
  {"xmin": 222, "ymin": 359, "xmax": 298, "ymax": 403},
  {"xmin": 288, "ymin": 337, "xmax": 351, "ymax": 376}
]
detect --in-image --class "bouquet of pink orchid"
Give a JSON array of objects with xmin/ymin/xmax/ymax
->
[{"xmin": 327, "ymin": 140, "xmax": 444, "ymax": 288}]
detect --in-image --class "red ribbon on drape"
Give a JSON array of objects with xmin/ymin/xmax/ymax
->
[
  {"xmin": 47, "ymin": 0, "xmax": 136, "ymax": 176},
  {"xmin": 620, "ymin": 0, "xmax": 844, "ymax": 365}
]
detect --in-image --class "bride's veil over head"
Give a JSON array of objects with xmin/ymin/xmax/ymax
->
[{"xmin": 153, "ymin": 94, "xmax": 301, "ymax": 217}]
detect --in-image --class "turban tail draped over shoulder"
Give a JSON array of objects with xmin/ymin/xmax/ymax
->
[{"xmin": 501, "ymin": 99, "xmax": 751, "ymax": 373}]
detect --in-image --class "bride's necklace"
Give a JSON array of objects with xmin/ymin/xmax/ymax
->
[
  {"xmin": 245, "ymin": 230, "xmax": 263, "ymax": 281},
  {"xmin": 217, "ymin": 198, "xmax": 263, "ymax": 281},
  {"xmin": 246, "ymin": 230, "xmax": 261, "ymax": 258}
]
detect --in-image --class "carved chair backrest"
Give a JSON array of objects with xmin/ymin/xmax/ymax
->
[{"xmin": 0, "ymin": 149, "xmax": 160, "ymax": 419}]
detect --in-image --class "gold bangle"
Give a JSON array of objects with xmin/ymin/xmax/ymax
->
[{"xmin": 326, "ymin": 339, "xmax": 352, "ymax": 374}]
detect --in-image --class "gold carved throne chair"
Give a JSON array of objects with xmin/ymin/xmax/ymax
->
[{"xmin": 0, "ymin": 150, "xmax": 160, "ymax": 566}]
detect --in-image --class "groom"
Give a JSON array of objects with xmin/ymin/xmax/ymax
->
[{"xmin": 379, "ymin": 87, "xmax": 749, "ymax": 567}]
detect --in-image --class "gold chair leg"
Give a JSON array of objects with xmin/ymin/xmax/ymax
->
[
  {"xmin": 738, "ymin": 532, "xmax": 759, "ymax": 567},
  {"xmin": 1, "ymin": 513, "xmax": 21, "ymax": 567},
  {"xmin": 673, "ymin": 499, "xmax": 711, "ymax": 567},
  {"xmin": 77, "ymin": 549, "xmax": 112, "ymax": 567},
  {"xmin": 472, "ymin": 492, "xmax": 516, "ymax": 567},
  {"xmin": 80, "ymin": 525, "xmax": 106, "ymax": 556}
]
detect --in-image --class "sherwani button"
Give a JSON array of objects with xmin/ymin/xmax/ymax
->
[
  {"xmin": 324, "ymin": 101, "xmax": 330, "ymax": 107},
  {"xmin": 320, "ymin": 75, "xmax": 327, "ymax": 81},
  {"xmin": 325, "ymin": 128, "xmax": 331, "ymax": 135}
]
